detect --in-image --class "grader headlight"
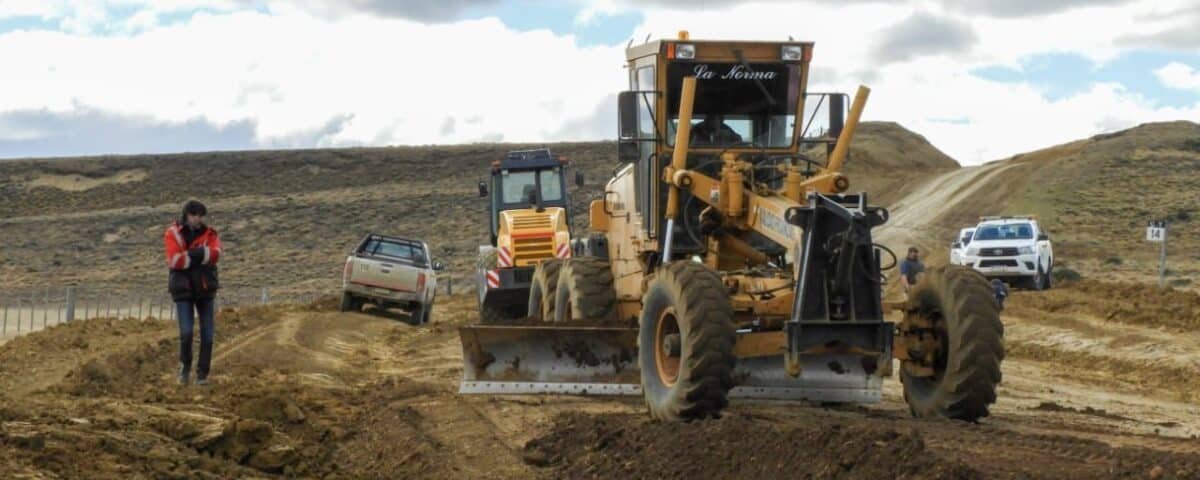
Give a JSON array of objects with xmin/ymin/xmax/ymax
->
[
  {"xmin": 781, "ymin": 45, "xmax": 804, "ymax": 62},
  {"xmin": 674, "ymin": 43, "xmax": 696, "ymax": 60}
]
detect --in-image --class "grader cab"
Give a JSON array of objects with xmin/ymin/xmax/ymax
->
[{"xmin": 459, "ymin": 34, "xmax": 1003, "ymax": 422}]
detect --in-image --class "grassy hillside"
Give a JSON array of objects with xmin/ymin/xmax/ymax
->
[
  {"xmin": 0, "ymin": 121, "xmax": 999, "ymax": 297},
  {"xmin": 944, "ymin": 121, "xmax": 1200, "ymax": 286}
]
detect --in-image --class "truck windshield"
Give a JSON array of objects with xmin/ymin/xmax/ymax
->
[
  {"xmin": 362, "ymin": 238, "xmax": 427, "ymax": 264},
  {"xmin": 973, "ymin": 223, "xmax": 1033, "ymax": 241},
  {"xmin": 665, "ymin": 62, "xmax": 800, "ymax": 148},
  {"xmin": 500, "ymin": 169, "xmax": 563, "ymax": 204}
]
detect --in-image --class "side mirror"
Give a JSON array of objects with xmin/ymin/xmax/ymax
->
[
  {"xmin": 952, "ymin": 242, "xmax": 962, "ymax": 249},
  {"xmin": 618, "ymin": 91, "xmax": 639, "ymax": 139},
  {"xmin": 574, "ymin": 170, "xmax": 584, "ymax": 187},
  {"xmin": 1037, "ymin": 233, "xmax": 1049, "ymax": 241},
  {"xmin": 477, "ymin": 181, "xmax": 488, "ymax": 198},
  {"xmin": 618, "ymin": 140, "xmax": 639, "ymax": 163},
  {"xmin": 828, "ymin": 94, "xmax": 846, "ymax": 138},
  {"xmin": 432, "ymin": 261, "xmax": 445, "ymax": 271}
]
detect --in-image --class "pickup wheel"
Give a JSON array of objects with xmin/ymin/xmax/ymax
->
[
  {"xmin": 421, "ymin": 302, "xmax": 433, "ymax": 324},
  {"xmin": 340, "ymin": 292, "xmax": 360, "ymax": 313},
  {"xmin": 1031, "ymin": 266, "xmax": 1047, "ymax": 291},
  {"xmin": 1044, "ymin": 258, "xmax": 1053, "ymax": 289}
]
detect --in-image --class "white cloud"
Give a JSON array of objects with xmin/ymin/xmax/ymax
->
[
  {"xmin": 1155, "ymin": 62, "xmax": 1200, "ymax": 90},
  {"xmin": 0, "ymin": 0, "xmax": 1198, "ymax": 162},
  {"xmin": 0, "ymin": 8, "xmax": 625, "ymax": 151}
]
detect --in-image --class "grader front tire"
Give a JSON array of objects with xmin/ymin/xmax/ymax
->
[
  {"xmin": 638, "ymin": 262, "xmax": 737, "ymax": 421},
  {"xmin": 901, "ymin": 266, "xmax": 1004, "ymax": 422}
]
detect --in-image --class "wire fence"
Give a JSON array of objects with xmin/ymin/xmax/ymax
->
[{"xmin": 0, "ymin": 274, "xmax": 470, "ymax": 343}]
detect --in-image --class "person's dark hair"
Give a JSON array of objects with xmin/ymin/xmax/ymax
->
[
  {"xmin": 907, "ymin": 246, "xmax": 919, "ymax": 254},
  {"xmin": 181, "ymin": 200, "xmax": 207, "ymax": 223}
]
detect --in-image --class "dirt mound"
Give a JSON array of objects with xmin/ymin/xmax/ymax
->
[
  {"xmin": 523, "ymin": 412, "xmax": 980, "ymax": 480},
  {"xmin": 26, "ymin": 169, "xmax": 148, "ymax": 192},
  {"xmin": 1014, "ymin": 279, "xmax": 1200, "ymax": 331}
]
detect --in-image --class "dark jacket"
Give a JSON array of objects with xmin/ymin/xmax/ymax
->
[{"xmin": 164, "ymin": 219, "xmax": 222, "ymax": 302}]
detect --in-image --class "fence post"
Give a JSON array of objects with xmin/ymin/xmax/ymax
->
[
  {"xmin": 43, "ymin": 287, "xmax": 49, "ymax": 328},
  {"xmin": 16, "ymin": 299, "xmax": 22, "ymax": 333},
  {"xmin": 66, "ymin": 287, "xmax": 76, "ymax": 322},
  {"xmin": 447, "ymin": 275, "xmax": 453, "ymax": 296},
  {"xmin": 2, "ymin": 300, "xmax": 7, "ymax": 335},
  {"xmin": 262, "ymin": 287, "xmax": 269, "ymax": 304}
]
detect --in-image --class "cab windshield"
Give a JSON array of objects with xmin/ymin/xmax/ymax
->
[
  {"xmin": 973, "ymin": 223, "xmax": 1033, "ymax": 241},
  {"xmin": 665, "ymin": 62, "xmax": 800, "ymax": 148},
  {"xmin": 500, "ymin": 169, "xmax": 563, "ymax": 204}
]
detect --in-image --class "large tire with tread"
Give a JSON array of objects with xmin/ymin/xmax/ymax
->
[
  {"xmin": 476, "ymin": 249, "xmax": 522, "ymax": 324},
  {"xmin": 638, "ymin": 262, "xmax": 736, "ymax": 421},
  {"xmin": 527, "ymin": 260, "xmax": 563, "ymax": 322},
  {"xmin": 902, "ymin": 265, "xmax": 1004, "ymax": 422},
  {"xmin": 553, "ymin": 257, "xmax": 617, "ymax": 323}
]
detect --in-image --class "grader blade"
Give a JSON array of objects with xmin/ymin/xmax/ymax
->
[
  {"xmin": 458, "ymin": 324, "xmax": 641, "ymax": 395},
  {"xmin": 731, "ymin": 354, "xmax": 883, "ymax": 403}
]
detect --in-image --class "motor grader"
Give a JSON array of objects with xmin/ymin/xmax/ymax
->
[{"xmin": 459, "ymin": 33, "xmax": 1004, "ymax": 422}]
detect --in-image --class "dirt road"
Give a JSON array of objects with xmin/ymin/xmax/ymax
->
[{"xmin": 1, "ymin": 289, "xmax": 1198, "ymax": 479}]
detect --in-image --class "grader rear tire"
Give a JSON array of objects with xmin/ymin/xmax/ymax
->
[
  {"xmin": 528, "ymin": 260, "xmax": 563, "ymax": 322},
  {"xmin": 902, "ymin": 266, "xmax": 1004, "ymax": 422},
  {"xmin": 553, "ymin": 258, "xmax": 617, "ymax": 323},
  {"xmin": 638, "ymin": 262, "xmax": 736, "ymax": 421}
]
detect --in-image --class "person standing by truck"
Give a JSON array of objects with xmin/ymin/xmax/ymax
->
[
  {"xmin": 164, "ymin": 200, "xmax": 222, "ymax": 385},
  {"xmin": 899, "ymin": 246, "xmax": 925, "ymax": 294}
]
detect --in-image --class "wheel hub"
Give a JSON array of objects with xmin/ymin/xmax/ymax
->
[{"xmin": 654, "ymin": 308, "xmax": 682, "ymax": 387}]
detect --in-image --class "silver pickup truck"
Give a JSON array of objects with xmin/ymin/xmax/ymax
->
[{"xmin": 341, "ymin": 234, "xmax": 443, "ymax": 323}]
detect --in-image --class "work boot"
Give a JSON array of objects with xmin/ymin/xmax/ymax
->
[
  {"xmin": 195, "ymin": 377, "xmax": 209, "ymax": 386},
  {"xmin": 178, "ymin": 365, "xmax": 191, "ymax": 385}
]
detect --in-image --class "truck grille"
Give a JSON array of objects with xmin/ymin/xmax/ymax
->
[
  {"xmin": 979, "ymin": 247, "xmax": 1019, "ymax": 257},
  {"xmin": 512, "ymin": 234, "xmax": 555, "ymax": 266},
  {"xmin": 979, "ymin": 259, "xmax": 1019, "ymax": 268},
  {"xmin": 512, "ymin": 216, "xmax": 552, "ymax": 229}
]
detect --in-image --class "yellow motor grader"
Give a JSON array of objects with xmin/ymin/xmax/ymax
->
[{"xmin": 459, "ymin": 33, "xmax": 1004, "ymax": 421}]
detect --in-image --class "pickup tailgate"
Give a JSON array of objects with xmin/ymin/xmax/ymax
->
[{"xmin": 349, "ymin": 256, "xmax": 421, "ymax": 294}]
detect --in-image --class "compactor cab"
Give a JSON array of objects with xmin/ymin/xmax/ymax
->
[
  {"xmin": 473, "ymin": 149, "xmax": 581, "ymax": 322},
  {"xmin": 460, "ymin": 34, "xmax": 1004, "ymax": 423}
]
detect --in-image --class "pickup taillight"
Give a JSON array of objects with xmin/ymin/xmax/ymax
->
[
  {"xmin": 343, "ymin": 259, "xmax": 353, "ymax": 278},
  {"xmin": 416, "ymin": 273, "xmax": 426, "ymax": 292}
]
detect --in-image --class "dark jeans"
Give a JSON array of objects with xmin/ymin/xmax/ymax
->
[{"xmin": 177, "ymin": 298, "xmax": 215, "ymax": 378}]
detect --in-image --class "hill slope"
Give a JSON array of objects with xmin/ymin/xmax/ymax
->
[{"xmin": 0, "ymin": 122, "xmax": 955, "ymax": 296}]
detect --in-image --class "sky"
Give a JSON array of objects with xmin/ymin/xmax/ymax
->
[{"xmin": 0, "ymin": 0, "xmax": 1198, "ymax": 164}]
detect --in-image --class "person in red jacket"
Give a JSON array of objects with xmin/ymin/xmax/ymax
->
[{"xmin": 164, "ymin": 200, "xmax": 222, "ymax": 385}]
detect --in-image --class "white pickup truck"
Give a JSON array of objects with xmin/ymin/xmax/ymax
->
[
  {"xmin": 953, "ymin": 216, "xmax": 1054, "ymax": 290},
  {"xmin": 341, "ymin": 234, "xmax": 443, "ymax": 323}
]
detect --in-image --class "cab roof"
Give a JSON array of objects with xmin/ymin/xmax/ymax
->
[{"xmin": 498, "ymin": 149, "xmax": 561, "ymax": 171}]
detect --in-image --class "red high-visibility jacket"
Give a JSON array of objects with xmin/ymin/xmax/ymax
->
[{"xmin": 164, "ymin": 222, "xmax": 222, "ymax": 300}]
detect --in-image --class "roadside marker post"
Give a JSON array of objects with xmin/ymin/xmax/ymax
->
[{"xmin": 1146, "ymin": 220, "xmax": 1168, "ymax": 289}]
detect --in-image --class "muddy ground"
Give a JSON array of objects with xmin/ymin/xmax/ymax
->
[{"xmin": 1, "ymin": 283, "xmax": 1198, "ymax": 480}]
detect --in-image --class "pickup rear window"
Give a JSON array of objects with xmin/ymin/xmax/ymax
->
[{"xmin": 360, "ymin": 238, "xmax": 428, "ymax": 265}]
